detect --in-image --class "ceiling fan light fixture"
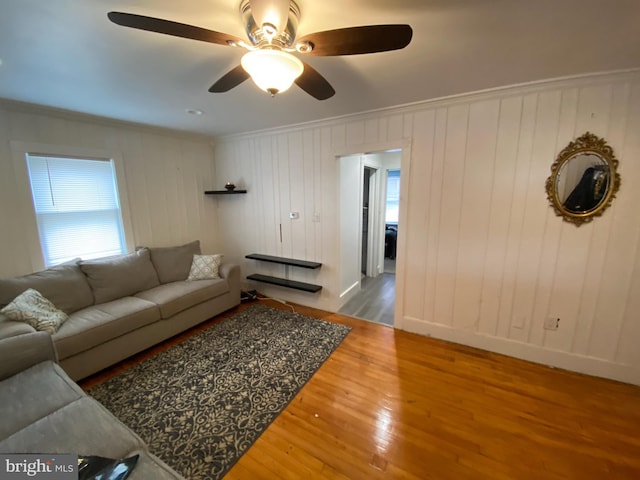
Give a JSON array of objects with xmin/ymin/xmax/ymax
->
[{"xmin": 241, "ymin": 49, "xmax": 303, "ymax": 96}]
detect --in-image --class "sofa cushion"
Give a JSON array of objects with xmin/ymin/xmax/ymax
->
[
  {"xmin": 0, "ymin": 316, "xmax": 36, "ymax": 340},
  {"xmin": 0, "ymin": 396, "xmax": 146, "ymax": 457},
  {"xmin": 0, "ymin": 261, "xmax": 93, "ymax": 314},
  {"xmin": 53, "ymin": 297, "xmax": 160, "ymax": 359},
  {"xmin": 187, "ymin": 254, "xmax": 223, "ymax": 280},
  {"xmin": 148, "ymin": 240, "xmax": 201, "ymax": 284},
  {"xmin": 135, "ymin": 278, "xmax": 229, "ymax": 319},
  {"xmin": 80, "ymin": 249, "xmax": 160, "ymax": 304},
  {"xmin": 0, "ymin": 361, "xmax": 85, "ymax": 439},
  {"xmin": 0, "ymin": 288, "xmax": 68, "ymax": 334}
]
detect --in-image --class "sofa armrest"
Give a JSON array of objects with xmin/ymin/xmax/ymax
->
[
  {"xmin": 219, "ymin": 263, "xmax": 240, "ymax": 290},
  {"xmin": 218, "ymin": 262, "xmax": 237, "ymax": 280},
  {"xmin": 0, "ymin": 332, "xmax": 58, "ymax": 381},
  {"xmin": 0, "ymin": 315, "xmax": 37, "ymax": 340}
]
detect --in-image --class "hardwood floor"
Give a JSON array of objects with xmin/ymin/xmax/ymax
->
[
  {"xmin": 338, "ymin": 273, "xmax": 396, "ymax": 326},
  {"xmin": 80, "ymin": 300, "xmax": 640, "ymax": 479}
]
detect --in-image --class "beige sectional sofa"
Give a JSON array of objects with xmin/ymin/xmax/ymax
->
[
  {"xmin": 0, "ymin": 331, "xmax": 186, "ymax": 478},
  {"xmin": 0, "ymin": 240, "xmax": 240, "ymax": 380}
]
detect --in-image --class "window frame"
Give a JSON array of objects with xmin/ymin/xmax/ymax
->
[{"xmin": 10, "ymin": 141, "xmax": 135, "ymax": 271}]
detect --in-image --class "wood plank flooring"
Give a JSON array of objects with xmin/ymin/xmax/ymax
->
[
  {"xmin": 80, "ymin": 300, "xmax": 640, "ymax": 480},
  {"xmin": 338, "ymin": 273, "xmax": 396, "ymax": 326}
]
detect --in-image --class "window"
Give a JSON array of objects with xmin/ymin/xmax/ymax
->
[
  {"xmin": 26, "ymin": 155, "xmax": 127, "ymax": 267},
  {"xmin": 385, "ymin": 169, "xmax": 401, "ymax": 224}
]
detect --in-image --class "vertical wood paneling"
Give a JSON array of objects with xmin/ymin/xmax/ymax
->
[
  {"xmin": 477, "ymin": 96, "xmax": 523, "ymax": 336},
  {"xmin": 432, "ymin": 105, "xmax": 469, "ymax": 326},
  {"xmin": 288, "ymin": 132, "xmax": 306, "ymax": 260},
  {"xmin": 495, "ymin": 93, "xmax": 538, "ymax": 338},
  {"xmin": 276, "ymin": 134, "xmax": 290, "ymax": 258},
  {"xmin": 401, "ymin": 110, "xmax": 434, "ymax": 321},
  {"xmin": 141, "ymin": 133, "xmax": 173, "ymax": 241},
  {"xmin": 0, "ymin": 110, "xmax": 24, "ymax": 275},
  {"xmin": 346, "ymin": 122, "xmax": 364, "ymax": 146},
  {"xmin": 259, "ymin": 136, "xmax": 279, "ymax": 257},
  {"xmin": 377, "ymin": 117, "xmax": 388, "ymax": 143},
  {"xmin": 387, "ymin": 114, "xmax": 403, "ymax": 140},
  {"xmin": 570, "ymin": 85, "xmax": 630, "ymax": 355},
  {"xmin": 211, "ymin": 71, "xmax": 640, "ymax": 383},
  {"xmin": 303, "ymin": 130, "xmax": 316, "ymax": 262},
  {"xmin": 528, "ymin": 88, "xmax": 578, "ymax": 347},
  {"xmin": 586, "ymin": 86, "xmax": 640, "ymax": 361},
  {"xmin": 510, "ymin": 90, "xmax": 561, "ymax": 344},
  {"xmin": 423, "ymin": 108, "xmax": 448, "ymax": 325},
  {"xmin": 0, "ymin": 104, "xmax": 219, "ymax": 278},
  {"xmin": 452, "ymin": 99, "xmax": 500, "ymax": 330},
  {"xmin": 117, "ymin": 130, "xmax": 152, "ymax": 244},
  {"xmin": 364, "ymin": 119, "xmax": 378, "ymax": 145},
  {"xmin": 312, "ymin": 129, "xmax": 323, "ymax": 264},
  {"xmin": 545, "ymin": 84, "xmax": 616, "ymax": 354},
  {"xmin": 614, "ymin": 82, "xmax": 640, "ymax": 367}
]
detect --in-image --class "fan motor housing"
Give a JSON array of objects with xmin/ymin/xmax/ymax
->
[{"xmin": 240, "ymin": 0, "xmax": 300, "ymax": 48}]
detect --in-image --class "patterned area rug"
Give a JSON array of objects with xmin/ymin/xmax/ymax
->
[{"xmin": 89, "ymin": 304, "xmax": 350, "ymax": 479}]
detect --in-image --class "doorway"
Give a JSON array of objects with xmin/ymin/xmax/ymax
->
[{"xmin": 338, "ymin": 150, "xmax": 401, "ymax": 326}]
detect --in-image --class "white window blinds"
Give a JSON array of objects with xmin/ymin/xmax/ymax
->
[{"xmin": 26, "ymin": 155, "xmax": 127, "ymax": 266}]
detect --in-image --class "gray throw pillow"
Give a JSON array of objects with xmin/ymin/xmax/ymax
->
[
  {"xmin": 148, "ymin": 240, "xmax": 201, "ymax": 284},
  {"xmin": 0, "ymin": 260, "xmax": 94, "ymax": 314},
  {"xmin": 80, "ymin": 248, "xmax": 160, "ymax": 304},
  {"xmin": 1, "ymin": 288, "xmax": 69, "ymax": 334}
]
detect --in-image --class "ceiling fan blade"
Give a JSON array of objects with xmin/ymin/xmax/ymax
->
[
  {"xmin": 208, "ymin": 65, "xmax": 250, "ymax": 93},
  {"xmin": 297, "ymin": 25, "xmax": 413, "ymax": 56},
  {"xmin": 107, "ymin": 12, "xmax": 243, "ymax": 47},
  {"xmin": 295, "ymin": 62, "xmax": 335, "ymax": 100}
]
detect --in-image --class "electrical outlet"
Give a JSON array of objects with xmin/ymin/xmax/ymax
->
[{"xmin": 544, "ymin": 317, "xmax": 560, "ymax": 331}]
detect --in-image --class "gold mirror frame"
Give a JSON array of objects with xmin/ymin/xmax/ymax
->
[{"xmin": 545, "ymin": 132, "xmax": 621, "ymax": 226}]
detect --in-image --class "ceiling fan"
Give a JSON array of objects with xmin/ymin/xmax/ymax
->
[{"xmin": 107, "ymin": 0, "xmax": 412, "ymax": 100}]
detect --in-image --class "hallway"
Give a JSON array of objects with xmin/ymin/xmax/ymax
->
[{"xmin": 338, "ymin": 271, "xmax": 395, "ymax": 326}]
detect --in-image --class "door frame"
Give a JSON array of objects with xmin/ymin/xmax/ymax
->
[{"xmin": 335, "ymin": 138, "xmax": 412, "ymax": 328}]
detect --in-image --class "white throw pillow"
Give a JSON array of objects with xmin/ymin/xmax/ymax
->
[
  {"xmin": 187, "ymin": 254, "xmax": 223, "ymax": 281},
  {"xmin": 0, "ymin": 288, "xmax": 68, "ymax": 334}
]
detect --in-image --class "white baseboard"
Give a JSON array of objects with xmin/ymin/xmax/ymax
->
[
  {"xmin": 339, "ymin": 281, "xmax": 360, "ymax": 303},
  {"xmin": 402, "ymin": 316, "xmax": 640, "ymax": 386}
]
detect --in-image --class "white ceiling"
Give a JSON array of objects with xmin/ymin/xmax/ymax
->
[{"xmin": 1, "ymin": 0, "xmax": 639, "ymax": 137}]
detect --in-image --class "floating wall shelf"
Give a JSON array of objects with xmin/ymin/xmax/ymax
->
[
  {"xmin": 245, "ymin": 253, "xmax": 322, "ymax": 293},
  {"xmin": 204, "ymin": 190, "xmax": 247, "ymax": 195}
]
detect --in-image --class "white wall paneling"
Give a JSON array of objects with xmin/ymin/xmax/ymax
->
[
  {"xmin": 3, "ymin": 70, "xmax": 638, "ymax": 385},
  {"xmin": 215, "ymin": 70, "xmax": 640, "ymax": 385},
  {"xmin": 0, "ymin": 102, "xmax": 218, "ymax": 277}
]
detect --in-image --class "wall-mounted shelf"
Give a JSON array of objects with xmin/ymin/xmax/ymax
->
[
  {"xmin": 204, "ymin": 190, "xmax": 247, "ymax": 195},
  {"xmin": 245, "ymin": 253, "xmax": 322, "ymax": 293},
  {"xmin": 246, "ymin": 274, "xmax": 322, "ymax": 293},
  {"xmin": 245, "ymin": 253, "xmax": 321, "ymax": 269}
]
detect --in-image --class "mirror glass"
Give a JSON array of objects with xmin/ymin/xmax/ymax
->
[
  {"xmin": 545, "ymin": 132, "xmax": 620, "ymax": 226},
  {"xmin": 556, "ymin": 153, "xmax": 609, "ymax": 213}
]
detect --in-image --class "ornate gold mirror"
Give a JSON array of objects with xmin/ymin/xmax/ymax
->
[{"xmin": 545, "ymin": 132, "xmax": 621, "ymax": 226}]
